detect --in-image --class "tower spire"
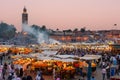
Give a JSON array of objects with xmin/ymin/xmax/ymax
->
[
  {"xmin": 22, "ymin": 6, "xmax": 28, "ymax": 32},
  {"xmin": 23, "ymin": 6, "xmax": 27, "ymax": 13}
]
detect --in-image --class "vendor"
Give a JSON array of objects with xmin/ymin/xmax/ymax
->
[{"xmin": 91, "ymin": 62, "xmax": 97, "ymax": 72}]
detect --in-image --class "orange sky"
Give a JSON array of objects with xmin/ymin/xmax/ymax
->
[{"xmin": 0, "ymin": 0, "xmax": 120, "ymax": 31}]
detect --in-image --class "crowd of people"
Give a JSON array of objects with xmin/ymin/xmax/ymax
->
[
  {"xmin": 0, "ymin": 52, "xmax": 45, "ymax": 80},
  {"xmin": 0, "ymin": 62, "xmax": 45, "ymax": 80},
  {"xmin": 0, "ymin": 47, "xmax": 120, "ymax": 80},
  {"xmin": 57, "ymin": 48, "xmax": 120, "ymax": 80}
]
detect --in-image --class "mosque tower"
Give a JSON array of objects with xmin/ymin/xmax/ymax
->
[
  {"xmin": 22, "ymin": 7, "xmax": 28, "ymax": 31},
  {"xmin": 22, "ymin": 7, "xmax": 28, "ymax": 24}
]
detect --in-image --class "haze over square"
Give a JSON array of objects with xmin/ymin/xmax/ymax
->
[{"xmin": 0, "ymin": 0, "xmax": 120, "ymax": 31}]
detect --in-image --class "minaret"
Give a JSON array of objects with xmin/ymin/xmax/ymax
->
[
  {"xmin": 22, "ymin": 7, "xmax": 28, "ymax": 32},
  {"xmin": 22, "ymin": 7, "xmax": 28, "ymax": 24}
]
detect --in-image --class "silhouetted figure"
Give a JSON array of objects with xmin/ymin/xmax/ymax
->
[
  {"xmin": 27, "ymin": 75, "xmax": 33, "ymax": 80},
  {"xmin": 2, "ymin": 53, "xmax": 5, "ymax": 60},
  {"xmin": 3, "ymin": 62, "xmax": 8, "ymax": 69},
  {"xmin": 2, "ymin": 68, "xmax": 6, "ymax": 80},
  {"xmin": 0, "ymin": 56, "xmax": 3, "ymax": 65},
  {"xmin": 7, "ymin": 73, "xmax": 14, "ymax": 80},
  {"xmin": 35, "ymin": 73, "xmax": 41, "ymax": 80},
  {"xmin": 102, "ymin": 67, "xmax": 106, "ymax": 80},
  {"xmin": 41, "ymin": 76, "xmax": 45, "ymax": 80},
  {"xmin": 20, "ymin": 68, "xmax": 23, "ymax": 77},
  {"xmin": 22, "ymin": 77, "xmax": 27, "ymax": 80}
]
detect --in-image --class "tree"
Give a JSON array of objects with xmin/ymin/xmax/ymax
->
[
  {"xmin": 31, "ymin": 24, "xmax": 40, "ymax": 30},
  {"xmin": 41, "ymin": 25, "xmax": 46, "ymax": 31},
  {"xmin": 67, "ymin": 29, "xmax": 72, "ymax": 32},
  {"xmin": 0, "ymin": 22, "xmax": 16, "ymax": 40},
  {"xmin": 80, "ymin": 27, "xmax": 86, "ymax": 33},
  {"xmin": 73, "ymin": 28, "xmax": 78, "ymax": 32}
]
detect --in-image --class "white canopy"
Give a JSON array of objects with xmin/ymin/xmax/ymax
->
[
  {"xmin": 60, "ymin": 58, "xmax": 77, "ymax": 62},
  {"xmin": 42, "ymin": 51, "xmax": 58, "ymax": 55},
  {"xmin": 54, "ymin": 55, "xmax": 79, "ymax": 59},
  {"xmin": 84, "ymin": 55, "xmax": 102, "ymax": 60},
  {"xmin": 80, "ymin": 54, "xmax": 102, "ymax": 60},
  {"xmin": 37, "ymin": 56, "xmax": 53, "ymax": 60},
  {"xmin": 80, "ymin": 56, "xmax": 95, "ymax": 60}
]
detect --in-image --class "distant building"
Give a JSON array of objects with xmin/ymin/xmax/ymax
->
[
  {"xmin": 49, "ymin": 31, "xmax": 90, "ymax": 42},
  {"xmin": 22, "ymin": 7, "xmax": 28, "ymax": 31},
  {"xmin": 49, "ymin": 30, "xmax": 120, "ymax": 44}
]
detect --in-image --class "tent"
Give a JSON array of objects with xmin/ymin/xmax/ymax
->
[{"xmin": 84, "ymin": 55, "xmax": 102, "ymax": 60}]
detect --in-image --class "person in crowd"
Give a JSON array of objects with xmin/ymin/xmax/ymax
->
[
  {"xmin": 20, "ymin": 68, "xmax": 23, "ymax": 77},
  {"xmin": 82, "ymin": 67, "xmax": 86, "ymax": 80},
  {"xmin": 56, "ymin": 75, "xmax": 60, "ymax": 80},
  {"xmin": 2, "ymin": 53, "xmax": 5, "ymax": 60},
  {"xmin": 2, "ymin": 67, "xmax": 6, "ymax": 80},
  {"xmin": 7, "ymin": 73, "xmax": 14, "ymax": 80},
  {"xmin": 91, "ymin": 76, "xmax": 95, "ymax": 80},
  {"xmin": 8, "ymin": 63, "xmax": 12, "ymax": 72},
  {"xmin": 102, "ymin": 66, "xmax": 106, "ymax": 80},
  {"xmin": 22, "ymin": 77, "xmax": 27, "ymax": 80},
  {"xmin": 40, "ymin": 75, "xmax": 45, "ymax": 80},
  {"xmin": 106, "ymin": 63, "xmax": 110, "ymax": 80},
  {"xmin": 101, "ymin": 61, "xmax": 106, "ymax": 68},
  {"xmin": 12, "ymin": 72, "xmax": 18, "ymax": 80},
  {"xmin": 0, "ymin": 55, "xmax": 3, "ymax": 65},
  {"xmin": 115, "ymin": 64, "xmax": 120, "ymax": 75},
  {"xmin": 0, "ymin": 64, "xmax": 3, "ymax": 76},
  {"xmin": 27, "ymin": 75, "xmax": 33, "ymax": 80},
  {"xmin": 35, "ymin": 73, "xmax": 41, "ymax": 80},
  {"xmin": 37, "ymin": 69, "xmax": 42, "ymax": 76},
  {"xmin": 53, "ymin": 68, "xmax": 56, "ymax": 80},
  {"xmin": 3, "ymin": 62, "xmax": 8, "ymax": 69},
  {"xmin": 15, "ymin": 74, "xmax": 21, "ymax": 80},
  {"xmin": 15, "ymin": 68, "xmax": 20, "ymax": 77},
  {"xmin": 9, "ymin": 63, "xmax": 15, "ymax": 75},
  {"xmin": 113, "ymin": 56, "xmax": 117, "ymax": 65}
]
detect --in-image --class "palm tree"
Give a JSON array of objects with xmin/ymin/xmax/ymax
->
[{"xmin": 73, "ymin": 28, "xmax": 78, "ymax": 32}]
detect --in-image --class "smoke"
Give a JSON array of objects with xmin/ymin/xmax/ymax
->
[
  {"xmin": 49, "ymin": 38, "xmax": 60, "ymax": 44},
  {"xmin": 22, "ymin": 24, "xmax": 60, "ymax": 44},
  {"xmin": 22, "ymin": 24, "xmax": 34, "ymax": 34}
]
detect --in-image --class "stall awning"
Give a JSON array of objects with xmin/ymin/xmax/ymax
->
[{"xmin": 80, "ymin": 55, "xmax": 102, "ymax": 60}]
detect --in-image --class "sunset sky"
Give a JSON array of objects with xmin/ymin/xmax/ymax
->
[{"xmin": 0, "ymin": 0, "xmax": 120, "ymax": 31}]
